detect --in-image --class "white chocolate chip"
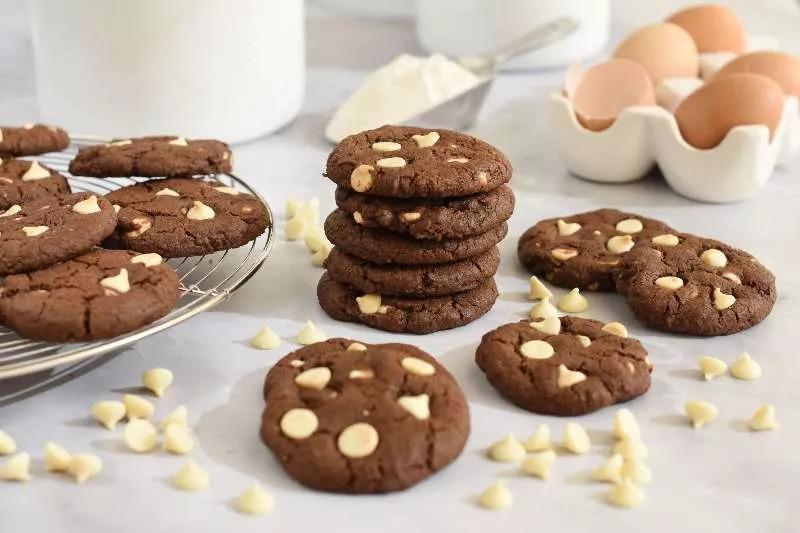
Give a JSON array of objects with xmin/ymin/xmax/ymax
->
[
  {"xmin": 67, "ymin": 453, "xmax": 102, "ymax": 484},
  {"xmin": 350, "ymin": 164, "xmax": 375, "ymax": 192},
  {"xmin": 21, "ymin": 161, "xmax": 50, "ymax": 181},
  {"xmin": 0, "ymin": 430, "xmax": 17, "ymax": 455},
  {"xmin": 130, "ymin": 253, "xmax": 163, "ymax": 267},
  {"xmin": 71, "ymin": 195, "xmax": 102, "ymax": 214},
  {"xmin": 168, "ymin": 136, "xmax": 189, "ymax": 146},
  {"xmin": 530, "ymin": 316, "xmax": 561, "ymax": 336},
  {"xmin": 397, "ymin": 394, "xmax": 430, "ymax": 420},
  {"xmin": 23, "ymin": 123, "xmax": 34, "ymax": 129},
  {"xmin": 280, "ymin": 408, "xmax": 318, "ymax": 439},
  {"xmin": 530, "ymin": 296, "xmax": 558, "ymax": 320},
  {"xmin": 285, "ymin": 199, "xmax": 303, "ymax": 219},
  {"xmin": 519, "ymin": 339, "xmax": 555, "ymax": 359},
  {"xmin": 476, "ymin": 171, "xmax": 488, "ymax": 184},
  {"xmin": 701, "ymin": 248, "xmax": 728, "ymax": 268},
  {"xmin": 576, "ymin": 334, "xmax": 592, "ymax": 347},
  {"xmin": 487, "ymin": 434, "xmax": 526, "ymax": 463},
  {"xmin": 110, "ymin": 139, "xmax": 132, "ymax": 146},
  {"xmin": 155, "ymin": 187, "xmax": 180, "ymax": 197},
  {"xmin": 713, "ymin": 288, "xmax": 735, "ymax": 310},
  {"xmin": 400, "ymin": 212, "xmax": 421, "ymax": 223},
  {"xmin": 522, "ymin": 450, "xmax": 556, "ymax": 480},
  {"xmin": 284, "ymin": 216, "xmax": 305, "ymax": 240},
  {"xmin": 235, "ymin": 483, "xmax": 275, "ymax": 516},
  {"xmin": 558, "ymin": 288, "xmax": 588, "ymax": 313},
  {"xmin": 655, "ymin": 276, "xmax": 684, "ymax": 290},
  {"xmin": 123, "ymin": 394, "xmax": 154, "ymax": 419},
  {"xmin": 748, "ymin": 404, "xmax": 778, "ymax": 431},
  {"xmin": 187, "ymin": 200, "xmax": 215, "ymax": 221},
  {"xmin": 376, "ymin": 157, "xmax": 406, "ymax": 168},
  {"xmin": 698, "ymin": 355, "xmax": 727, "ymax": 381},
  {"xmin": 606, "ymin": 478, "xmax": 645, "ymax": 508},
  {"xmin": 613, "ymin": 408, "xmax": 641, "ymax": 441},
  {"xmin": 447, "ymin": 157, "xmax": 469, "ymax": 163},
  {"xmin": 371, "ymin": 141, "xmax": 401, "ymax": 152},
  {"xmin": 250, "ymin": 325, "xmax": 281, "ymax": 350},
  {"xmin": 295, "ymin": 200, "xmax": 319, "ymax": 227},
  {"xmin": 685, "ymin": 400, "xmax": 718, "ymax": 429},
  {"xmin": 163, "ymin": 423, "xmax": 195, "ymax": 454},
  {"xmin": 214, "ymin": 186, "xmax": 239, "ymax": 195},
  {"xmin": 563, "ymin": 422, "xmax": 591, "ymax": 454},
  {"xmin": 621, "ymin": 458, "xmax": 652, "ymax": 485},
  {"xmin": 124, "ymin": 419, "xmax": 157, "ymax": 452},
  {"xmin": 294, "ymin": 367, "xmax": 331, "ymax": 390},
  {"xmin": 601, "ymin": 322, "xmax": 628, "ymax": 337},
  {"xmin": 290, "ymin": 360, "xmax": 304, "ymax": 368},
  {"xmin": 551, "ymin": 247, "xmax": 578, "ymax": 261},
  {"xmin": 126, "ymin": 217, "xmax": 151, "ymax": 237},
  {"xmin": 352, "ymin": 211, "xmax": 365, "ymax": 225},
  {"xmin": 349, "ymin": 369, "xmax": 374, "ymax": 379},
  {"xmin": 528, "ymin": 276, "xmax": 553, "ymax": 300},
  {"xmin": 91, "ymin": 400, "xmax": 126, "ymax": 430},
  {"xmin": 730, "ymin": 352, "xmax": 761, "ymax": 380},
  {"xmin": 142, "ymin": 368, "xmax": 173, "ymax": 397},
  {"xmin": 479, "ymin": 481, "xmax": 513, "ymax": 511},
  {"xmin": 172, "ymin": 460, "xmax": 210, "ymax": 491},
  {"xmin": 100, "ymin": 268, "xmax": 130, "ymax": 294},
  {"xmin": 557, "ymin": 219, "xmax": 581, "ymax": 236},
  {"xmin": 337, "ymin": 422, "xmax": 379, "ymax": 458},
  {"xmin": 160, "ymin": 405, "xmax": 189, "ymax": 430},
  {"xmin": 304, "ymin": 228, "xmax": 331, "ymax": 253},
  {"xmin": 311, "ymin": 245, "xmax": 331, "ymax": 267},
  {"xmin": 523, "ymin": 424, "xmax": 551, "ymax": 452},
  {"xmin": 412, "ymin": 131, "xmax": 440, "ymax": 148},
  {"xmin": 0, "ymin": 452, "xmax": 31, "ymax": 482},
  {"xmin": 592, "ymin": 453, "xmax": 624, "ymax": 484},
  {"xmin": 616, "ymin": 218, "xmax": 643, "ymax": 234},
  {"xmin": 401, "ymin": 356, "xmax": 435, "ymax": 376},
  {"xmin": 614, "ymin": 438, "xmax": 648, "ymax": 460},
  {"xmin": 652, "ymin": 234, "xmax": 679, "ymax": 246},
  {"xmin": 22, "ymin": 225, "xmax": 48, "ymax": 237},
  {"xmin": 296, "ymin": 320, "xmax": 327, "ymax": 345},
  {"xmin": 558, "ymin": 364, "xmax": 587, "ymax": 388},
  {"xmin": 0, "ymin": 204, "xmax": 21, "ymax": 218},
  {"xmin": 356, "ymin": 293, "xmax": 383, "ymax": 314},
  {"xmin": 347, "ymin": 342, "xmax": 367, "ymax": 352},
  {"xmin": 607, "ymin": 235, "xmax": 635, "ymax": 254},
  {"xmin": 44, "ymin": 442, "xmax": 71, "ymax": 472},
  {"xmin": 722, "ymin": 272, "xmax": 742, "ymax": 284}
]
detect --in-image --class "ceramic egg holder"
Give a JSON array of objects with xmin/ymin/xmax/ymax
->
[{"xmin": 550, "ymin": 38, "xmax": 800, "ymax": 203}]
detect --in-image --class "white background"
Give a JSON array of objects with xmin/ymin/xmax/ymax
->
[{"xmin": 1, "ymin": 1, "xmax": 798, "ymax": 532}]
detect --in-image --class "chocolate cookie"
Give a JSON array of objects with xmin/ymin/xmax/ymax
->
[
  {"xmin": 69, "ymin": 136, "xmax": 232, "ymax": 177},
  {"xmin": 325, "ymin": 208, "xmax": 507, "ymax": 265},
  {"xmin": 103, "ymin": 178, "xmax": 269, "ymax": 257},
  {"xmin": 0, "ymin": 158, "xmax": 71, "ymax": 210},
  {"xmin": 325, "ymin": 246, "xmax": 500, "ymax": 297},
  {"xmin": 334, "ymin": 185, "xmax": 515, "ymax": 241},
  {"xmin": 616, "ymin": 233, "xmax": 776, "ymax": 336},
  {"xmin": 517, "ymin": 209, "xmax": 675, "ymax": 291},
  {"xmin": 0, "ymin": 124, "xmax": 70, "ymax": 156},
  {"xmin": 0, "ymin": 249, "xmax": 180, "ymax": 342},
  {"xmin": 260, "ymin": 338, "xmax": 470, "ymax": 493},
  {"xmin": 317, "ymin": 273, "xmax": 498, "ymax": 334},
  {"xmin": 475, "ymin": 317, "xmax": 652, "ymax": 416},
  {"xmin": 0, "ymin": 193, "xmax": 117, "ymax": 275},
  {"xmin": 325, "ymin": 125, "xmax": 512, "ymax": 198}
]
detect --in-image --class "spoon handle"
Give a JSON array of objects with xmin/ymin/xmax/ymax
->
[{"xmin": 481, "ymin": 17, "xmax": 581, "ymax": 68}]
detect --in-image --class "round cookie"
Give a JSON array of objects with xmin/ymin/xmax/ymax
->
[
  {"xmin": 260, "ymin": 338, "xmax": 470, "ymax": 493},
  {"xmin": 103, "ymin": 178, "xmax": 269, "ymax": 257},
  {"xmin": 0, "ymin": 193, "xmax": 118, "ymax": 275},
  {"xmin": 317, "ymin": 273, "xmax": 498, "ymax": 334},
  {"xmin": 0, "ymin": 158, "xmax": 71, "ymax": 210},
  {"xmin": 0, "ymin": 124, "xmax": 70, "ymax": 157},
  {"xmin": 517, "ymin": 208, "xmax": 676, "ymax": 291},
  {"xmin": 325, "ymin": 125, "xmax": 512, "ymax": 198},
  {"xmin": 0, "ymin": 249, "xmax": 180, "ymax": 342},
  {"xmin": 475, "ymin": 317, "xmax": 652, "ymax": 416},
  {"xmin": 69, "ymin": 136, "xmax": 232, "ymax": 178},
  {"xmin": 324, "ymin": 246, "xmax": 500, "ymax": 297},
  {"xmin": 616, "ymin": 233, "xmax": 776, "ymax": 336},
  {"xmin": 325, "ymin": 208, "xmax": 507, "ymax": 265},
  {"xmin": 334, "ymin": 184, "xmax": 515, "ymax": 241}
]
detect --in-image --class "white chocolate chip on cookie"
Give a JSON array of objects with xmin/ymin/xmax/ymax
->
[
  {"xmin": 701, "ymin": 248, "xmax": 728, "ymax": 268},
  {"xmin": 251, "ymin": 325, "xmax": 281, "ymax": 350},
  {"xmin": 479, "ymin": 481, "xmax": 513, "ymax": 511},
  {"xmin": 294, "ymin": 367, "xmax": 331, "ymax": 390},
  {"xmin": 412, "ymin": 131, "xmax": 440, "ymax": 148},
  {"xmin": 214, "ymin": 186, "xmax": 239, "ymax": 195},
  {"xmin": 520, "ymin": 339, "xmax": 555, "ymax": 359},
  {"xmin": 601, "ymin": 322, "xmax": 628, "ymax": 337},
  {"xmin": 558, "ymin": 288, "xmax": 588, "ymax": 313},
  {"xmin": 557, "ymin": 364, "xmax": 587, "ymax": 387},
  {"xmin": 616, "ymin": 218, "xmax": 643, "ymax": 234},
  {"xmin": 488, "ymin": 434, "xmax": 526, "ymax": 463},
  {"xmin": 557, "ymin": 219, "xmax": 581, "ymax": 236},
  {"xmin": 235, "ymin": 483, "xmax": 275, "ymax": 516},
  {"xmin": 607, "ymin": 235, "xmax": 635, "ymax": 254},
  {"xmin": 168, "ymin": 136, "xmax": 188, "ymax": 146},
  {"xmin": 155, "ymin": 187, "xmax": 180, "ymax": 197},
  {"xmin": 110, "ymin": 139, "xmax": 132, "ymax": 146},
  {"xmin": 67, "ymin": 453, "xmax": 102, "ymax": 484},
  {"xmin": 371, "ymin": 141, "xmax": 401, "ymax": 152},
  {"xmin": 730, "ymin": 352, "xmax": 761, "ymax": 380},
  {"xmin": 22, "ymin": 225, "xmax": 48, "ymax": 237},
  {"xmin": 91, "ymin": 400, "xmax": 126, "ymax": 430},
  {"xmin": 528, "ymin": 275, "xmax": 553, "ymax": 300},
  {"xmin": 722, "ymin": 272, "xmax": 741, "ymax": 284},
  {"xmin": 400, "ymin": 212, "xmax": 421, "ymax": 223},
  {"xmin": 563, "ymin": 422, "xmax": 591, "ymax": 454},
  {"xmin": 551, "ymin": 247, "xmax": 578, "ymax": 261},
  {"xmin": 655, "ymin": 276, "xmax": 683, "ymax": 290},
  {"xmin": 349, "ymin": 369, "xmax": 374, "ymax": 379},
  {"xmin": 347, "ymin": 342, "xmax": 367, "ymax": 352},
  {"xmin": 72, "ymin": 195, "xmax": 101, "ymax": 214},
  {"xmin": 172, "ymin": 460, "xmax": 210, "ymax": 491},
  {"xmin": 44, "ymin": 442, "xmax": 72, "ymax": 472},
  {"xmin": 447, "ymin": 157, "xmax": 469, "ymax": 163},
  {"xmin": 130, "ymin": 253, "xmax": 163, "ymax": 267},
  {"xmin": 397, "ymin": 394, "xmax": 430, "ymax": 420},
  {"xmin": 522, "ymin": 450, "xmax": 556, "ymax": 480},
  {"xmin": 22, "ymin": 161, "xmax": 50, "ymax": 181},
  {"xmin": 123, "ymin": 394, "xmax": 154, "ymax": 419},
  {"xmin": 356, "ymin": 293, "xmax": 383, "ymax": 314},
  {"xmin": 350, "ymin": 164, "xmax": 375, "ymax": 192},
  {"xmin": 401, "ymin": 356, "xmax": 435, "ymax": 376},
  {"xmin": 530, "ymin": 316, "xmax": 560, "ymax": 336},
  {"xmin": 376, "ymin": 157, "xmax": 406, "ymax": 168},
  {"xmin": 142, "ymin": 368, "xmax": 173, "ymax": 397},
  {"xmin": 698, "ymin": 355, "xmax": 727, "ymax": 381},
  {"xmin": 126, "ymin": 217, "xmax": 151, "ymax": 237},
  {"xmin": 524, "ymin": 424, "xmax": 551, "ymax": 452},
  {"xmin": 124, "ymin": 419, "xmax": 157, "ymax": 452},
  {"xmin": 0, "ymin": 453, "xmax": 31, "ymax": 482},
  {"xmin": 337, "ymin": 422, "xmax": 379, "ymax": 458},
  {"xmin": 280, "ymin": 408, "xmax": 318, "ymax": 439},
  {"xmin": 100, "ymin": 268, "xmax": 130, "ymax": 294},
  {"xmin": 0, "ymin": 205, "xmax": 20, "ymax": 218},
  {"xmin": 187, "ymin": 200, "xmax": 215, "ymax": 221},
  {"xmin": 352, "ymin": 211, "xmax": 365, "ymax": 225},
  {"xmin": 748, "ymin": 404, "xmax": 778, "ymax": 431},
  {"xmin": 685, "ymin": 400, "xmax": 718, "ymax": 429},
  {"xmin": 652, "ymin": 233, "xmax": 679, "ymax": 246},
  {"xmin": 713, "ymin": 288, "xmax": 735, "ymax": 310},
  {"xmin": 592, "ymin": 453, "xmax": 624, "ymax": 484},
  {"xmin": 530, "ymin": 296, "xmax": 558, "ymax": 320},
  {"xmin": 575, "ymin": 334, "xmax": 592, "ymax": 347},
  {"xmin": 296, "ymin": 321, "xmax": 327, "ymax": 345}
]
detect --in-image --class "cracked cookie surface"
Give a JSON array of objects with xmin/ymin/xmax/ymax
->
[
  {"xmin": 261, "ymin": 338, "xmax": 470, "ymax": 493},
  {"xmin": 0, "ymin": 249, "xmax": 179, "ymax": 342},
  {"xmin": 69, "ymin": 136, "xmax": 232, "ymax": 177},
  {"xmin": 103, "ymin": 178, "xmax": 269, "ymax": 257},
  {"xmin": 0, "ymin": 158, "xmax": 71, "ymax": 209},
  {"xmin": 476, "ymin": 317, "xmax": 652, "ymax": 416},
  {"xmin": 0, "ymin": 193, "xmax": 117, "ymax": 275},
  {"xmin": 0, "ymin": 124, "xmax": 69, "ymax": 156}
]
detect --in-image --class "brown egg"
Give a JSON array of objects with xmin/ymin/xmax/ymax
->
[
  {"xmin": 572, "ymin": 59, "xmax": 656, "ymax": 131},
  {"xmin": 715, "ymin": 51, "xmax": 800, "ymax": 99},
  {"xmin": 667, "ymin": 4, "xmax": 745, "ymax": 53},
  {"xmin": 613, "ymin": 23, "xmax": 699, "ymax": 85},
  {"xmin": 674, "ymin": 73, "xmax": 783, "ymax": 149}
]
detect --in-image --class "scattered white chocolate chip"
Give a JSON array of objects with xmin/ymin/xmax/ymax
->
[
  {"xmin": 479, "ymin": 481, "xmax": 513, "ymax": 511},
  {"xmin": 621, "ymin": 458, "xmax": 652, "ymax": 485},
  {"xmin": 557, "ymin": 219, "xmax": 581, "ymax": 236},
  {"xmin": 163, "ymin": 423, "xmax": 194, "ymax": 454},
  {"xmin": 563, "ymin": 422, "xmax": 591, "ymax": 454},
  {"xmin": 606, "ymin": 478, "xmax": 645, "ymax": 508},
  {"xmin": 376, "ymin": 157, "xmax": 406, "ymax": 168},
  {"xmin": 310, "ymin": 245, "xmax": 331, "ymax": 267},
  {"xmin": 522, "ymin": 450, "xmax": 556, "ymax": 480},
  {"xmin": 155, "ymin": 187, "xmax": 180, "ymax": 197},
  {"xmin": 730, "ymin": 352, "xmax": 761, "ymax": 380},
  {"xmin": 347, "ymin": 342, "xmax": 367, "ymax": 352},
  {"xmin": 551, "ymin": 247, "xmax": 578, "ymax": 261},
  {"xmin": 371, "ymin": 141, "xmax": 401, "ymax": 152},
  {"xmin": 520, "ymin": 339, "xmax": 555, "ymax": 360},
  {"xmin": 280, "ymin": 408, "xmax": 318, "ymax": 439},
  {"xmin": 350, "ymin": 164, "xmax": 375, "ymax": 192},
  {"xmin": 528, "ymin": 276, "xmax": 553, "ymax": 300},
  {"xmin": 701, "ymin": 248, "xmax": 728, "ymax": 268},
  {"xmin": 22, "ymin": 161, "xmax": 50, "ymax": 181},
  {"xmin": 412, "ymin": 131, "xmax": 440, "ymax": 148},
  {"xmin": 91, "ymin": 400, "xmax": 126, "ymax": 430},
  {"xmin": 614, "ymin": 438, "xmax": 648, "ymax": 460},
  {"xmin": 123, "ymin": 394, "xmax": 155, "ymax": 420},
  {"xmin": 284, "ymin": 216, "xmax": 305, "ymax": 240},
  {"xmin": 748, "ymin": 404, "xmax": 778, "ymax": 431},
  {"xmin": 356, "ymin": 293, "xmax": 383, "ymax": 314},
  {"xmin": 530, "ymin": 316, "xmax": 561, "ymax": 336},
  {"xmin": 187, "ymin": 200, "xmax": 215, "ymax": 221},
  {"xmin": 401, "ymin": 356, "xmax": 435, "ymax": 376},
  {"xmin": 655, "ymin": 276, "xmax": 684, "ymax": 290},
  {"xmin": 397, "ymin": 394, "xmax": 430, "ymax": 420},
  {"xmin": 698, "ymin": 355, "xmax": 727, "ymax": 381},
  {"xmin": 447, "ymin": 157, "xmax": 469, "ymax": 163},
  {"xmin": 337, "ymin": 422, "xmax": 379, "ymax": 458},
  {"xmin": 285, "ymin": 199, "xmax": 303, "ymax": 219},
  {"xmin": 652, "ymin": 234, "xmax": 679, "ymax": 246},
  {"xmin": 44, "ymin": 442, "xmax": 71, "ymax": 472},
  {"xmin": 713, "ymin": 288, "xmax": 736, "ymax": 310},
  {"xmin": 685, "ymin": 400, "xmax": 718, "ymax": 429},
  {"xmin": 607, "ymin": 235, "xmax": 635, "ymax": 254},
  {"xmin": 400, "ymin": 212, "xmax": 421, "ymax": 223},
  {"xmin": 487, "ymin": 434, "xmax": 526, "ymax": 463},
  {"xmin": 592, "ymin": 453, "xmax": 624, "ymax": 484},
  {"xmin": 558, "ymin": 364, "xmax": 587, "ymax": 388},
  {"xmin": 214, "ymin": 186, "xmax": 239, "ymax": 195},
  {"xmin": 67, "ymin": 453, "xmax": 103, "ymax": 484},
  {"xmin": 0, "ymin": 204, "xmax": 21, "ymax": 217},
  {"xmin": 575, "ymin": 334, "xmax": 592, "ymax": 347},
  {"xmin": 613, "ymin": 408, "xmax": 641, "ymax": 441},
  {"xmin": 142, "ymin": 368, "xmax": 173, "ymax": 397},
  {"xmin": 523, "ymin": 424, "xmax": 551, "ymax": 452},
  {"xmin": 124, "ymin": 419, "xmax": 158, "ymax": 453},
  {"xmin": 558, "ymin": 288, "xmax": 588, "ymax": 313},
  {"xmin": 100, "ymin": 268, "xmax": 130, "ymax": 294},
  {"xmin": 722, "ymin": 272, "xmax": 742, "ymax": 284},
  {"xmin": 616, "ymin": 218, "xmax": 644, "ymax": 234},
  {"xmin": 296, "ymin": 320, "xmax": 327, "ymax": 345},
  {"xmin": 530, "ymin": 296, "xmax": 558, "ymax": 320},
  {"xmin": 304, "ymin": 228, "xmax": 331, "ymax": 253},
  {"xmin": 601, "ymin": 322, "xmax": 628, "ymax": 338},
  {"xmin": 168, "ymin": 136, "xmax": 188, "ymax": 146},
  {"xmin": 235, "ymin": 483, "xmax": 275, "ymax": 516},
  {"xmin": 172, "ymin": 460, "xmax": 210, "ymax": 491},
  {"xmin": 22, "ymin": 225, "xmax": 48, "ymax": 237},
  {"xmin": 130, "ymin": 253, "xmax": 163, "ymax": 267},
  {"xmin": 126, "ymin": 217, "xmax": 151, "ymax": 237},
  {"xmin": 0, "ymin": 430, "xmax": 17, "ymax": 455},
  {"xmin": 251, "ymin": 325, "xmax": 281, "ymax": 350},
  {"xmin": 160, "ymin": 405, "xmax": 189, "ymax": 430},
  {"xmin": 0, "ymin": 452, "xmax": 31, "ymax": 482},
  {"xmin": 294, "ymin": 367, "xmax": 331, "ymax": 391}
]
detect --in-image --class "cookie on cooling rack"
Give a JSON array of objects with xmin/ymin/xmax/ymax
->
[
  {"xmin": 0, "ymin": 158, "xmax": 71, "ymax": 210},
  {"xmin": 0, "ymin": 249, "xmax": 179, "ymax": 342},
  {"xmin": 103, "ymin": 178, "xmax": 269, "ymax": 257},
  {"xmin": 68, "ymin": 136, "xmax": 232, "ymax": 178},
  {"xmin": 0, "ymin": 123, "xmax": 70, "ymax": 157}
]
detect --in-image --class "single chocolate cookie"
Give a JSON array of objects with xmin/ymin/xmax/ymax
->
[
  {"xmin": 0, "ymin": 158, "xmax": 71, "ymax": 210},
  {"xmin": 616, "ymin": 233, "xmax": 776, "ymax": 336},
  {"xmin": 334, "ymin": 185, "xmax": 515, "ymax": 241},
  {"xmin": 0, "ymin": 193, "xmax": 117, "ymax": 275},
  {"xmin": 325, "ymin": 125, "xmax": 512, "ymax": 198},
  {"xmin": 325, "ymin": 246, "xmax": 500, "ymax": 297},
  {"xmin": 475, "ymin": 317, "xmax": 652, "ymax": 416},
  {"xmin": 69, "ymin": 136, "xmax": 232, "ymax": 177},
  {"xmin": 103, "ymin": 178, "xmax": 269, "ymax": 257},
  {"xmin": 517, "ymin": 208, "xmax": 676, "ymax": 291},
  {"xmin": 317, "ymin": 273, "xmax": 498, "ymax": 334},
  {"xmin": 261, "ymin": 338, "xmax": 470, "ymax": 493},
  {"xmin": 0, "ymin": 249, "xmax": 180, "ymax": 342},
  {"xmin": 0, "ymin": 124, "xmax": 70, "ymax": 156},
  {"xmin": 325, "ymin": 208, "xmax": 507, "ymax": 265}
]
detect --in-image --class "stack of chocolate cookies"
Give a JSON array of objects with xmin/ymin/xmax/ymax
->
[{"xmin": 318, "ymin": 125, "xmax": 514, "ymax": 334}]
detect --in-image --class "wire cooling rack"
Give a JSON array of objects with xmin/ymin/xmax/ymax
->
[{"xmin": 0, "ymin": 136, "xmax": 275, "ymax": 382}]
